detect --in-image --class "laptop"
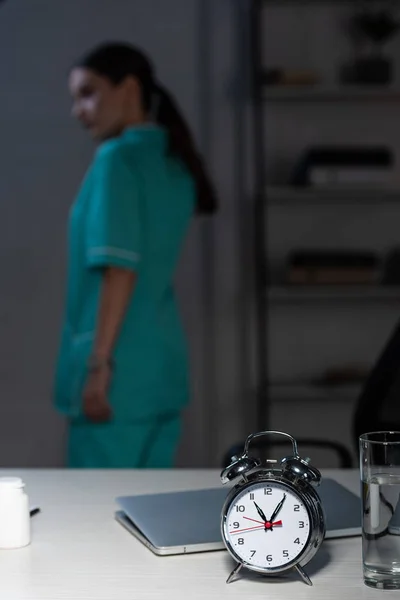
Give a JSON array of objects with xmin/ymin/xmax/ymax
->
[{"xmin": 115, "ymin": 478, "xmax": 361, "ymax": 556}]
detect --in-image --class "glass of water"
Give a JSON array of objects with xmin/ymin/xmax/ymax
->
[{"xmin": 360, "ymin": 431, "xmax": 400, "ymax": 589}]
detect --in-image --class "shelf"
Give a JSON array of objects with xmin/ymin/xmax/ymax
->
[
  {"xmin": 269, "ymin": 383, "xmax": 361, "ymax": 403},
  {"xmin": 264, "ymin": 85, "xmax": 400, "ymax": 103},
  {"xmin": 268, "ymin": 286, "xmax": 400, "ymax": 303},
  {"xmin": 266, "ymin": 186, "xmax": 400, "ymax": 205},
  {"xmin": 263, "ymin": 0, "xmax": 358, "ymax": 3}
]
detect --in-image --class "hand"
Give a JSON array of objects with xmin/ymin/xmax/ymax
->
[
  {"xmin": 268, "ymin": 494, "xmax": 287, "ymax": 524},
  {"xmin": 82, "ymin": 365, "xmax": 113, "ymax": 423},
  {"xmin": 253, "ymin": 501, "xmax": 268, "ymax": 523}
]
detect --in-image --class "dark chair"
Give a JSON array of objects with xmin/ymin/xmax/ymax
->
[
  {"xmin": 352, "ymin": 318, "xmax": 400, "ymax": 456},
  {"xmin": 222, "ymin": 437, "xmax": 354, "ymax": 470}
]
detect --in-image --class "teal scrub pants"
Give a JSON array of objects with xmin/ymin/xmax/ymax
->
[{"xmin": 67, "ymin": 413, "xmax": 181, "ymax": 468}]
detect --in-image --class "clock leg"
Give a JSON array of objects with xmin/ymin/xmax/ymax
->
[
  {"xmin": 295, "ymin": 565, "xmax": 312, "ymax": 586},
  {"xmin": 226, "ymin": 562, "xmax": 243, "ymax": 584}
]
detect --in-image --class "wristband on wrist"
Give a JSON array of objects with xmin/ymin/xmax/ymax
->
[{"xmin": 87, "ymin": 355, "xmax": 114, "ymax": 373}]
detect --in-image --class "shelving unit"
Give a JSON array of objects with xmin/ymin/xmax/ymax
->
[
  {"xmin": 250, "ymin": 0, "xmax": 269, "ymax": 432},
  {"xmin": 265, "ymin": 86, "xmax": 400, "ymax": 102},
  {"xmin": 250, "ymin": 0, "xmax": 400, "ymax": 446},
  {"xmin": 269, "ymin": 382, "xmax": 362, "ymax": 403},
  {"xmin": 264, "ymin": 0, "xmax": 358, "ymax": 3},
  {"xmin": 268, "ymin": 286, "xmax": 400, "ymax": 303},
  {"xmin": 266, "ymin": 186, "xmax": 400, "ymax": 205}
]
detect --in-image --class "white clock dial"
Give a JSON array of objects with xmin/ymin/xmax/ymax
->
[{"xmin": 223, "ymin": 481, "xmax": 311, "ymax": 570}]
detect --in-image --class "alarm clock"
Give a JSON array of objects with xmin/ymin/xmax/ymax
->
[{"xmin": 220, "ymin": 430, "xmax": 325, "ymax": 586}]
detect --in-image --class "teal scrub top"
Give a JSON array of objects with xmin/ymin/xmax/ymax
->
[{"xmin": 54, "ymin": 125, "xmax": 195, "ymax": 422}]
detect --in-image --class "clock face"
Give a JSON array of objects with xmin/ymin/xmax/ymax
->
[{"xmin": 223, "ymin": 480, "xmax": 311, "ymax": 570}]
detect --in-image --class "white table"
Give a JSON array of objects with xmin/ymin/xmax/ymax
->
[{"xmin": 0, "ymin": 468, "xmax": 394, "ymax": 599}]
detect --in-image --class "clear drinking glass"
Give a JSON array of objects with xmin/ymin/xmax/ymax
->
[{"xmin": 360, "ymin": 431, "xmax": 400, "ymax": 589}]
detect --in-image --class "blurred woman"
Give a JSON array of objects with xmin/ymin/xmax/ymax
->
[{"xmin": 54, "ymin": 42, "xmax": 217, "ymax": 468}]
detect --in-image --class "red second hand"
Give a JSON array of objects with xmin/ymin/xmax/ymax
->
[
  {"xmin": 230, "ymin": 525, "xmax": 265, "ymax": 534},
  {"xmin": 243, "ymin": 516, "xmax": 265, "ymax": 525},
  {"xmin": 230, "ymin": 520, "xmax": 283, "ymax": 534}
]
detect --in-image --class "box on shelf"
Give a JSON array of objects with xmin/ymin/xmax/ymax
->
[
  {"xmin": 263, "ymin": 68, "xmax": 320, "ymax": 87},
  {"xmin": 291, "ymin": 146, "xmax": 394, "ymax": 188},
  {"xmin": 312, "ymin": 365, "xmax": 370, "ymax": 387},
  {"xmin": 285, "ymin": 250, "xmax": 382, "ymax": 286}
]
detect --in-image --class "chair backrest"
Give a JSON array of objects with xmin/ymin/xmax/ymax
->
[{"xmin": 352, "ymin": 318, "xmax": 400, "ymax": 455}]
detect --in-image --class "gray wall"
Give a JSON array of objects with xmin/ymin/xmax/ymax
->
[{"xmin": 0, "ymin": 0, "xmax": 254, "ymax": 467}]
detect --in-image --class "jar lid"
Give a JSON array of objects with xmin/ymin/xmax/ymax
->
[{"xmin": 0, "ymin": 477, "xmax": 24, "ymax": 490}]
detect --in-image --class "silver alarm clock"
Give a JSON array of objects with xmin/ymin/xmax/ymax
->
[{"xmin": 220, "ymin": 431, "xmax": 325, "ymax": 586}]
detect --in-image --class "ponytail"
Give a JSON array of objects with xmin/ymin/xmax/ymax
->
[{"xmin": 154, "ymin": 84, "xmax": 217, "ymax": 215}]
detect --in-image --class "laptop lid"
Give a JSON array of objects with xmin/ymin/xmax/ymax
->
[{"xmin": 115, "ymin": 477, "xmax": 361, "ymax": 556}]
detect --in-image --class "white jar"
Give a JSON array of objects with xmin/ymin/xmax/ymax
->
[{"xmin": 0, "ymin": 477, "xmax": 30, "ymax": 549}]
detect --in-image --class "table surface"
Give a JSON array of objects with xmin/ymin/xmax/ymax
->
[{"xmin": 0, "ymin": 468, "xmax": 394, "ymax": 600}]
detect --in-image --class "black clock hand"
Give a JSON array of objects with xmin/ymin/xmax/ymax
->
[
  {"xmin": 253, "ymin": 501, "xmax": 268, "ymax": 523},
  {"xmin": 269, "ymin": 494, "xmax": 287, "ymax": 524}
]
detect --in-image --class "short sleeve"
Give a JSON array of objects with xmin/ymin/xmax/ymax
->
[{"xmin": 86, "ymin": 144, "xmax": 142, "ymax": 271}]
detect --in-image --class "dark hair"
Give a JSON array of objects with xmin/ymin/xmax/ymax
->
[{"xmin": 76, "ymin": 42, "xmax": 217, "ymax": 215}]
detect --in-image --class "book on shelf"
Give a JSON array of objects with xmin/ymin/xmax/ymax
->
[{"xmin": 285, "ymin": 250, "xmax": 381, "ymax": 286}]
